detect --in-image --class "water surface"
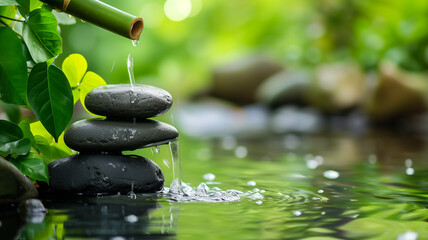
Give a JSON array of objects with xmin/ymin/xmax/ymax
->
[{"xmin": 3, "ymin": 131, "xmax": 428, "ymax": 239}]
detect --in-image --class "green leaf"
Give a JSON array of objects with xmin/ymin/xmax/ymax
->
[
  {"xmin": 19, "ymin": 119, "xmax": 36, "ymax": 148},
  {"xmin": 0, "ymin": 27, "xmax": 28, "ymax": 105},
  {"xmin": 0, "ymin": 5, "xmax": 17, "ymax": 25},
  {"xmin": 27, "ymin": 62, "xmax": 73, "ymax": 142},
  {"xmin": 0, "ymin": 100, "xmax": 21, "ymax": 123},
  {"xmin": 29, "ymin": 120, "xmax": 52, "ymax": 141},
  {"xmin": 16, "ymin": 0, "xmax": 43, "ymax": 17},
  {"xmin": 80, "ymin": 71, "xmax": 107, "ymax": 114},
  {"xmin": 22, "ymin": 7, "xmax": 62, "ymax": 63},
  {"xmin": 0, "ymin": 120, "xmax": 31, "ymax": 155},
  {"xmin": 34, "ymin": 134, "xmax": 72, "ymax": 163},
  {"xmin": 0, "ymin": 0, "xmax": 18, "ymax": 6},
  {"xmin": 10, "ymin": 150, "xmax": 49, "ymax": 183},
  {"xmin": 62, "ymin": 53, "xmax": 87, "ymax": 88},
  {"xmin": 0, "ymin": 138, "xmax": 31, "ymax": 154},
  {"xmin": 0, "ymin": 120, "xmax": 23, "ymax": 143}
]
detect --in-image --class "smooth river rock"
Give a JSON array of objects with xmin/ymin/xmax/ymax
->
[
  {"xmin": 49, "ymin": 154, "xmax": 164, "ymax": 195},
  {"xmin": 64, "ymin": 119, "xmax": 178, "ymax": 152},
  {"xmin": 85, "ymin": 84, "xmax": 173, "ymax": 119},
  {"xmin": 0, "ymin": 158, "xmax": 38, "ymax": 203}
]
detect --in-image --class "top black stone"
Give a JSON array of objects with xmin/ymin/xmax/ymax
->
[{"xmin": 85, "ymin": 84, "xmax": 173, "ymax": 119}]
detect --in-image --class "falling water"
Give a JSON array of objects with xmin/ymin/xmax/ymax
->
[
  {"xmin": 127, "ymin": 54, "xmax": 135, "ymax": 87},
  {"xmin": 132, "ymin": 39, "xmax": 139, "ymax": 46},
  {"xmin": 127, "ymin": 40, "xmax": 139, "ymax": 87},
  {"xmin": 168, "ymin": 140, "xmax": 182, "ymax": 195}
]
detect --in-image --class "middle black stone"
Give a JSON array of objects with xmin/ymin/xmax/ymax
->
[{"xmin": 64, "ymin": 118, "xmax": 179, "ymax": 153}]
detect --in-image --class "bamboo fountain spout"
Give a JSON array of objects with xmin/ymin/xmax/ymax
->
[{"xmin": 41, "ymin": 0, "xmax": 143, "ymax": 40}]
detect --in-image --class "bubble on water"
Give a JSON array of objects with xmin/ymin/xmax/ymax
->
[
  {"xmin": 247, "ymin": 181, "xmax": 256, "ymax": 186},
  {"xmin": 293, "ymin": 211, "xmax": 302, "ymax": 216},
  {"xmin": 311, "ymin": 197, "xmax": 321, "ymax": 201},
  {"xmin": 397, "ymin": 231, "xmax": 418, "ymax": 240},
  {"xmin": 203, "ymin": 173, "xmax": 216, "ymax": 181},
  {"xmin": 406, "ymin": 167, "xmax": 414, "ymax": 175},
  {"xmin": 124, "ymin": 215, "xmax": 138, "ymax": 223},
  {"xmin": 323, "ymin": 170, "xmax": 340, "ymax": 179},
  {"xmin": 253, "ymin": 188, "xmax": 260, "ymax": 192},
  {"xmin": 221, "ymin": 136, "xmax": 237, "ymax": 150},
  {"xmin": 368, "ymin": 154, "xmax": 377, "ymax": 164},
  {"xmin": 405, "ymin": 159, "xmax": 413, "ymax": 168},
  {"xmin": 260, "ymin": 190, "xmax": 266, "ymax": 193},
  {"xmin": 255, "ymin": 200, "xmax": 263, "ymax": 205},
  {"xmin": 317, "ymin": 189, "xmax": 324, "ymax": 194},
  {"xmin": 235, "ymin": 146, "xmax": 248, "ymax": 158}
]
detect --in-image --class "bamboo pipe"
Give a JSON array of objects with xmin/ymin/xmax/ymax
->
[{"xmin": 41, "ymin": 0, "xmax": 143, "ymax": 40}]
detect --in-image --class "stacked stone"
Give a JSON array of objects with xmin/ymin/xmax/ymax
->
[{"xmin": 48, "ymin": 84, "xmax": 178, "ymax": 196}]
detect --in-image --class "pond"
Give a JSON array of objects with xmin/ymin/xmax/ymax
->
[{"xmin": 2, "ymin": 130, "xmax": 428, "ymax": 239}]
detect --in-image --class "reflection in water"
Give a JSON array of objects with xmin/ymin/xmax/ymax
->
[{"xmin": 16, "ymin": 196, "xmax": 180, "ymax": 239}]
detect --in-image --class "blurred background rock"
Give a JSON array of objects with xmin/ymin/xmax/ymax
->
[{"xmin": 2, "ymin": 0, "xmax": 428, "ymax": 137}]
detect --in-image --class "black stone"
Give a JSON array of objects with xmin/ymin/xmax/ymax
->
[
  {"xmin": 64, "ymin": 118, "xmax": 178, "ymax": 152},
  {"xmin": 85, "ymin": 84, "xmax": 173, "ymax": 119},
  {"xmin": 0, "ymin": 158, "xmax": 38, "ymax": 203},
  {"xmin": 48, "ymin": 154, "xmax": 164, "ymax": 195}
]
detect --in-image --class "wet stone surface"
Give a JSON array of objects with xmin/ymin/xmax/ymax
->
[
  {"xmin": 0, "ymin": 158, "xmax": 38, "ymax": 203},
  {"xmin": 64, "ymin": 118, "xmax": 178, "ymax": 153},
  {"xmin": 49, "ymin": 154, "xmax": 164, "ymax": 195},
  {"xmin": 85, "ymin": 84, "xmax": 173, "ymax": 119}
]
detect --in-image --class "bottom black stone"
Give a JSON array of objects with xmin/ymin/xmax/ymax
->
[{"xmin": 48, "ymin": 154, "xmax": 164, "ymax": 195}]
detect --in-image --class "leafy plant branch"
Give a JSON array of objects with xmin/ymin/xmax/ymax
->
[{"xmin": 0, "ymin": 0, "xmax": 106, "ymax": 184}]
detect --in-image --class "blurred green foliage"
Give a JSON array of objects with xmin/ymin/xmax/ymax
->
[{"xmin": 58, "ymin": 0, "xmax": 428, "ymax": 99}]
